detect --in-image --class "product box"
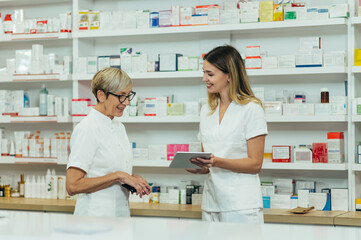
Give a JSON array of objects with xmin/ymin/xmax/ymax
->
[
  {"xmin": 245, "ymin": 56, "xmax": 262, "ymax": 69},
  {"xmin": 171, "ymin": 6, "xmax": 180, "ymax": 26},
  {"xmin": 278, "ymin": 55, "xmax": 295, "ymax": 68},
  {"xmin": 284, "ymin": 7, "xmax": 296, "ymax": 20},
  {"xmin": 259, "ymin": 1, "xmax": 273, "ymax": 22},
  {"xmin": 317, "ymin": 7, "xmax": 329, "ymax": 20},
  {"xmin": 167, "ymin": 144, "xmax": 189, "ymax": 160},
  {"xmin": 329, "ymin": 4, "xmax": 349, "ymax": 18},
  {"xmin": 272, "ymin": 145, "xmax": 293, "ymax": 163},
  {"xmin": 144, "ymin": 98, "xmax": 156, "ymax": 116},
  {"xmin": 296, "ymin": 49, "xmax": 323, "ymax": 68},
  {"xmin": 331, "ymin": 188, "xmax": 348, "ymax": 211},
  {"xmin": 273, "ymin": 4, "xmax": 283, "ymax": 21},
  {"xmin": 355, "ymin": 49, "xmax": 361, "ymax": 66},
  {"xmin": 191, "ymin": 14, "xmax": 207, "ymax": 25},
  {"xmin": 98, "ymin": 56, "xmax": 110, "ymax": 71},
  {"xmin": 273, "ymin": 179, "xmax": 293, "ymax": 195},
  {"xmin": 89, "ymin": 11, "xmax": 100, "ymax": 30},
  {"xmin": 357, "ymin": 145, "xmax": 361, "ymax": 164},
  {"xmin": 309, "ymin": 193, "xmax": 328, "ymax": 211},
  {"xmin": 180, "ymin": 7, "xmax": 193, "ymax": 26},
  {"xmin": 264, "ymin": 101, "xmax": 282, "ymax": 115},
  {"xmin": 312, "ymin": 142, "xmax": 328, "ymax": 163},
  {"xmin": 262, "ymin": 56, "xmax": 278, "ymax": 69},
  {"xmin": 87, "ymin": 56, "xmax": 97, "ymax": 74},
  {"xmin": 246, "ymin": 46, "xmax": 260, "ymax": 57},
  {"xmin": 156, "ymin": 97, "xmax": 167, "ymax": 117},
  {"xmin": 306, "ymin": 7, "xmax": 318, "ymax": 20},
  {"xmin": 148, "ymin": 144, "xmax": 167, "ymax": 161},
  {"xmin": 315, "ymin": 103, "xmax": 330, "ymax": 115},
  {"xmin": 240, "ymin": 2, "xmax": 259, "ymax": 23},
  {"xmin": 159, "ymin": 10, "xmax": 172, "ymax": 27},
  {"xmin": 159, "ymin": 53, "xmax": 182, "ymax": 72},
  {"xmin": 136, "ymin": 10, "xmax": 150, "ymax": 29},
  {"xmin": 271, "ymin": 194, "xmax": 292, "ymax": 209},
  {"xmin": 167, "ymin": 103, "xmax": 184, "ymax": 116},
  {"xmin": 110, "ymin": 55, "xmax": 121, "ymax": 69},
  {"xmin": 221, "ymin": 9, "xmax": 240, "ymax": 24},
  {"xmin": 78, "ymin": 10, "xmax": 89, "ymax": 30},
  {"xmin": 263, "ymin": 196, "xmax": 271, "ymax": 209},
  {"xmin": 327, "ymin": 132, "xmax": 345, "ymax": 163},
  {"xmin": 294, "ymin": 147, "xmax": 312, "ymax": 163},
  {"xmin": 323, "ymin": 51, "xmax": 346, "ymax": 67}
]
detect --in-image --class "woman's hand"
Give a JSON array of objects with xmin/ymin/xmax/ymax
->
[
  {"xmin": 189, "ymin": 154, "xmax": 216, "ymax": 169},
  {"xmin": 185, "ymin": 168, "xmax": 210, "ymax": 174},
  {"xmin": 118, "ymin": 172, "xmax": 151, "ymax": 198}
]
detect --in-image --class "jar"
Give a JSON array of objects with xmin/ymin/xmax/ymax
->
[{"xmin": 321, "ymin": 88, "xmax": 329, "ymax": 103}]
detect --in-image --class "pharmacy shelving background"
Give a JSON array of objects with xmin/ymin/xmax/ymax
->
[{"xmin": 0, "ymin": 0, "xmax": 360, "ymax": 211}]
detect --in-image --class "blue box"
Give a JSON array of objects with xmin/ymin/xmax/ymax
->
[{"xmin": 263, "ymin": 196, "xmax": 271, "ymax": 209}]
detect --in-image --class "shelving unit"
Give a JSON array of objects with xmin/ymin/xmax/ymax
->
[{"xmin": 0, "ymin": 0, "xmax": 360, "ymax": 213}]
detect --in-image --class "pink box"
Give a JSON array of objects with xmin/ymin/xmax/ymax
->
[{"xmin": 167, "ymin": 144, "xmax": 189, "ymax": 160}]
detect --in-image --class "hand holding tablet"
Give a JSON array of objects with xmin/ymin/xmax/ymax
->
[{"xmin": 169, "ymin": 152, "xmax": 212, "ymax": 169}]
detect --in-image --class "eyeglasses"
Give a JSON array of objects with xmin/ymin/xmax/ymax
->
[{"xmin": 107, "ymin": 91, "xmax": 136, "ymax": 104}]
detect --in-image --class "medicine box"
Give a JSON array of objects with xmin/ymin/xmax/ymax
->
[
  {"xmin": 272, "ymin": 145, "xmax": 293, "ymax": 163},
  {"xmin": 312, "ymin": 142, "xmax": 327, "ymax": 163},
  {"xmin": 327, "ymin": 132, "xmax": 345, "ymax": 163}
]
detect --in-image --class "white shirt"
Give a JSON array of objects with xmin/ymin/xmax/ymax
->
[
  {"xmin": 67, "ymin": 108, "xmax": 133, "ymax": 217},
  {"xmin": 200, "ymin": 101, "xmax": 268, "ymax": 212}
]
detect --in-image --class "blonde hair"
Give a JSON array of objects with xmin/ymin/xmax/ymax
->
[
  {"xmin": 91, "ymin": 67, "xmax": 132, "ymax": 102},
  {"xmin": 203, "ymin": 45, "xmax": 262, "ymax": 114}
]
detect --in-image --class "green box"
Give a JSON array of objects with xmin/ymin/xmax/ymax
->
[{"xmin": 357, "ymin": 105, "xmax": 361, "ymax": 114}]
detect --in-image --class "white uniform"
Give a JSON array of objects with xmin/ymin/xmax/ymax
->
[
  {"xmin": 67, "ymin": 108, "xmax": 133, "ymax": 217},
  {"xmin": 199, "ymin": 101, "xmax": 268, "ymax": 222}
]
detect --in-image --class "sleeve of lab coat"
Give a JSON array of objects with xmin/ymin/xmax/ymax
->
[
  {"xmin": 67, "ymin": 123, "xmax": 98, "ymax": 173},
  {"xmin": 244, "ymin": 102, "xmax": 268, "ymax": 140}
]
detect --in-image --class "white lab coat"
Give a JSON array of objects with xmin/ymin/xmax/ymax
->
[
  {"xmin": 199, "ymin": 101, "xmax": 268, "ymax": 212},
  {"xmin": 67, "ymin": 108, "xmax": 133, "ymax": 217}
]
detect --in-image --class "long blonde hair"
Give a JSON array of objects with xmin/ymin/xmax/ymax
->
[{"xmin": 203, "ymin": 45, "xmax": 262, "ymax": 114}]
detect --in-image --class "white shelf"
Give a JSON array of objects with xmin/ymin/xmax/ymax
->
[
  {"xmin": 73, "ymin": 115, "xmax": 346, "ymax": 124},
  {"xmin": 266, "ymin": 115, "xmax": 347, "ymax": 123},
  {"xmin": 73, "ymin": 19, "xmax": 347, "ymax": 39},
  {"xmin": 352, "ymin": 66, "xmax": 361, "ymax": 73},
  {"xmin": 262, "ymin": 162, "xmax": 347, "ymax": 171},
  {"xmin": 0, "ymin": 156, "xmax": 59, "ymax": 164},
  {"xmin": 11, "ymin": 74, "xmax": 72, "ymax": 82},
  {"xmin": 0, "ymin": 74, "xmax": 72, "ymax": 83},
  {"xmin": 0, "ymin": 0, "xmax": 71, "ymax": 7},
  {"xmin": 72, "ymin": 116, "xmax": 200, "ymax": 123},
  {"xmin": 0, "ymin": 116, "xmax": 72, "ymax": 123},
  {"xmin": 133, "ymin": 161, "xmax": 348, "ymax": 170},
  {"xmin": 352, "ymin": 164, "xmax": 361, "ymax": 171},
  {"xmin": 352, "ymin": 115, "xmax": 361, "ymax": 122},
  {"xmin": 73, "ymin": 71, "xmax": 203, "ymax": 81},
  {"xmin": 121, "ymin": 116, "xmax": 200, "ymax": 123},
  {"xmin": 73, "ymin": 67, "xmax": 346, "ymax": 81},
  {"xmin": 0, "ymin": 32, "xmax": 71, "ymax": 42},
  {"xmin": 351, "ymin": 17, "xmax": 361, "ymax": 25},
  {"xmin": 133, "ymin": 161, "xmax": 170, "ymax": 167},
  {"xmin": 248, "ymin": 67, "xmax": 347, "ymax": 76}
]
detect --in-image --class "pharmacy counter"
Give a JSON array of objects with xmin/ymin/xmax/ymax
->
[
  {"xmin": 263, "ymin": 208, "xmax": 346, "ymax": 225},
  {"xmin": 0, "ymin": 211, "xmax": 359, "ymax": 240},
  {"xmin": 334, "ymin": 211, "xmax": 361, "ymax": 227},
  {"xmin": 0, "ymin": 198, "xmax": 351, "ymax": 225}
]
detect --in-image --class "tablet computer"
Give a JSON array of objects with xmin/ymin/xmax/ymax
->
[{"xmin": 169, "ymin": 152, "xmax": 212, "ymax": 169}]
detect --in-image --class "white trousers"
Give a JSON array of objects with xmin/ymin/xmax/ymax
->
[{"xmin": 202, "ymin": 208, "xmax": 264, "ymax": 224}]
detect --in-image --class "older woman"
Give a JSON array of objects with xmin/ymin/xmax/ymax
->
[{"xmin": 66, "ymin": 67, "xmax": 151, "ymax": 217}]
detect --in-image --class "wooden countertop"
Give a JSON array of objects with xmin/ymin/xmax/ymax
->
[
  {"xmin": 0, "ymin": 198, "xmax": 76, "ymax": 212},
  {"xmin": 0, "ymin": 198, "xmax": 352, "ymax": 225},
  {"xmin": 263, "ymin": 208, "xmax": 347, "ymax": 225},
  {"xmin": 333, "ymin": 211, "xmax": 361, "ymax": 226}
]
